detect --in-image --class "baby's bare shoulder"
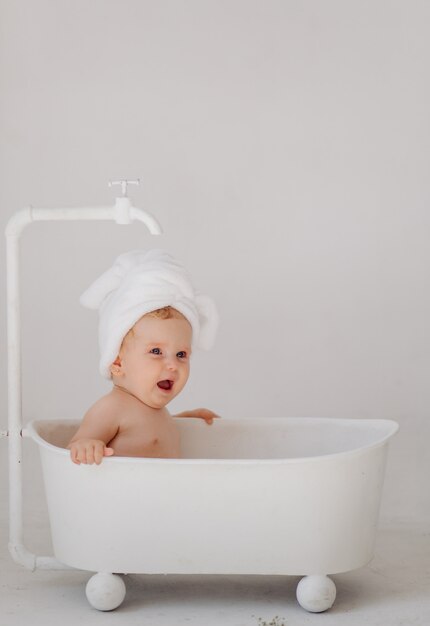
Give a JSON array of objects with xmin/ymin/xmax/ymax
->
[
  {"xmin": 69, "ymin": 391, "xmax": 121, "ymax": 446},
  {"xmin": 83, "ymin": 392, "xmax": 121, "ymax": 422}
]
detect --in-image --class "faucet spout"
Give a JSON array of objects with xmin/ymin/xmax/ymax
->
[
  {"xmin": 130, "ymin": 206, "xmax": 163, "ymax": 235},
  {"xmin": 109, "ymin": 179, "xmax": 163, "ymax": 234},
  {"xmin": 112, "ymin": 196, "xmax": 162, "ymax": 234}
]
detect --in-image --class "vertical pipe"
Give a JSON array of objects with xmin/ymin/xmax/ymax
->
[{"xmin": 6, "ymin": 232, "xmax": 25, "ymax": 558}]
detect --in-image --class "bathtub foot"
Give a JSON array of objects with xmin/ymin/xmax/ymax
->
[
  {"xmin": 296, "ymin": 575, "xmax": 336, "ymax": 613},
  {"xmin": 85, "ymin": 573, "xmax": 126, "ymax": 611}
]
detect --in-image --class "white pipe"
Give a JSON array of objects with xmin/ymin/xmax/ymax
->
[
  {"xmin": 35, "ymin": 556, "xmax": 76, "ymax": 571},
  {"xmin": 5, "ymin": 202, "xmax": 162, "ymax": 572},
  {"xmin": 5, "ymin": 204, "xmax": 163, "ymax": 235},
  {"xmin": 5, "ymin": 207, "xmax": 33, "ymax": 238},
  {"xmin": 8, "ymin": 542, "xmax": 76, "ymax": 571},
  {"xmin": 30, "ymin": 206, "xmax": 115, "ymax": 222},
  {"xmin": 130, "ymin": 206, "xmax": 163, "ymax": 234},
  {"xmin": 6, "ymin": 229, "xmax": 25, "ymax": 568},
  {"xmin": 8, "ymin": 542, "xmax": 36, "ymax": 571}
]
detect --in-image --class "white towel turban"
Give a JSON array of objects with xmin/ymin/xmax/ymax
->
[{"xmin": 80, "ymin": 249, "xmax": 219, "ymax": 379}]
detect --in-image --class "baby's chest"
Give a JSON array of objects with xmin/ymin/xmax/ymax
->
[{"xmin": 114, "ymin": 415, "xmax": 180, "ymax": 457}]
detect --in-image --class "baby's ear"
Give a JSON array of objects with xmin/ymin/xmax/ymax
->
[{"xmin": 110, "ymin": 356, "xmax": 123, "ymax": 377}]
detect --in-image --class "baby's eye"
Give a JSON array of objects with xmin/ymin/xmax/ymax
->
[
  {"xmin": 150, "ymin": 348, "xmax": 161, "ymax": 355},
  {"xmin": 177, "ymin": 351, "xmax": 187, "ymax": 359}
]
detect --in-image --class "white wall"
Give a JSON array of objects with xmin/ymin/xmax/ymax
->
[{"xmin": 1, "ymin": 0, "xmax": 429, "ymax": 525}]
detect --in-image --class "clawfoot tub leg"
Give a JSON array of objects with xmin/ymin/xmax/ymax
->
[
  {"xmin": 85, "ymin": 573, "xmax": 126, "ymax": 611},
  {"xmin": 296, "ymin": 575, "xmax": 336, "ymax": 612}
]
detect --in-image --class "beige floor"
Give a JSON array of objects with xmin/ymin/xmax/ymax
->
[{"xmin": 1, "ymin": 445, "xmax": 429, "ymax": 625}]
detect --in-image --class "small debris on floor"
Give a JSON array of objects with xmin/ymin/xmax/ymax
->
[{"xmin": 256, "ymin": 616, "xmax": 287, "ymax": 626}]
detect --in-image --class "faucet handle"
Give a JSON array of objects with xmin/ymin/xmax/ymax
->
[{"xmin": 108, "ymin": 179, "xmax": 140, "ymax": 197}]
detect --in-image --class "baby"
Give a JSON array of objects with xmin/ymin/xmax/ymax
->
[{"xmin": 68, "ymin": 249, "xmax": 219, "ymax": 464}]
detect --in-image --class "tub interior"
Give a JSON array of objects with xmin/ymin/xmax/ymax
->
[{"xmin": 29, "ymin": 417, "xmax": 398, "ymax": 460}]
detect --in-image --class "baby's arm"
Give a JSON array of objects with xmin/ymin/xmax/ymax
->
[
  {"xmin": 67, "ymin": 397, "xmax": 120, "ymax": 465},
  {"xmin": 174, "ymin": 408, "xmax": 220, "ymax": 425}
]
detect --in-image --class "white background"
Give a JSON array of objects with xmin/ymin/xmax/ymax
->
[{"xmin": 1, "ymin": 0, "xmax": 429, "ymax": 526}]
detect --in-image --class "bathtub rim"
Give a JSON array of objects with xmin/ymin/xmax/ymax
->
[{"xmin": 25, "ymin": 417, "xmax": 399, "ymax": 465}]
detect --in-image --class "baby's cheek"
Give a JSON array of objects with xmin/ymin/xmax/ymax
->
[
  {"xmin": 176, "ymin": 375, "xmax": 188, "ymax": 395},
  {"xmin": 182, "ymin": 368, "xmax": 191, "ymax": 386}
]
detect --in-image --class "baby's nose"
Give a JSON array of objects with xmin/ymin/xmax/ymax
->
[{"xmin": 165, "ymin": 356, "xmax": 178, "ymax": 370}]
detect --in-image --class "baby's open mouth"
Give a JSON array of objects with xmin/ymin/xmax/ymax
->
[{"xmin": 157, "ymin": 379, "xmax": 174, "ymax": 391}]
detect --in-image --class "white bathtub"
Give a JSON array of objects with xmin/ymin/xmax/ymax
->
[{"xmin": 27, "ymin": 416, "xmax": 398, "ymax": 613}]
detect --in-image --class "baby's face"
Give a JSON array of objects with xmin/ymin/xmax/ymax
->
[{"xmin": 114, "ymin": 314, "xmax": 192, "ymax": 409}]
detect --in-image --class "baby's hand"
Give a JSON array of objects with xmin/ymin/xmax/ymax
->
[
  {"xmin": 68, "ymin": 439, "xmax": 114, "ymax": 465},
  {"xmin": 175, "ymin": 408, "xmax": 221, "ymax": 425}
]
